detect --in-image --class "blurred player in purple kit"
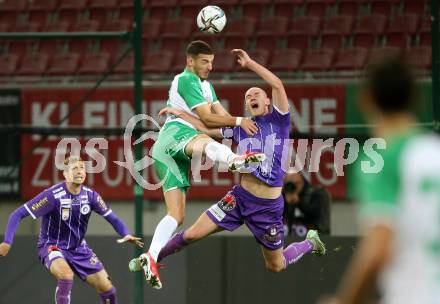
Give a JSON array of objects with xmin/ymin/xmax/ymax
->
[
  {"xmin": 0, "ymin": 156, "xmax": 143, "ymax": 304},
  {"xmin": 132, "ymin": 49, "xmax": 326, "ymax": 277}
]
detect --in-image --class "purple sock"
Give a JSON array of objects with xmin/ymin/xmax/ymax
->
[
  {"xmin": 157, "ymin": 230, "xmax": 188, "ymax": 262},
  {"xmin": 99, "ymin": 287, "xmax": 118, "ymax": 304},
  {"xmin": 282, "ymin": 240, "xmax": 313, "ymax": 268},
  {"xmin": 55, "ymin": 279, "xmax": 73, "ymax": 304}
]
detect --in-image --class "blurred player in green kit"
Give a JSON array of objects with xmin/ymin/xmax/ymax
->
[{"xmin": 327, "ymin": 57, "xmax": 440, "ymax": 304}]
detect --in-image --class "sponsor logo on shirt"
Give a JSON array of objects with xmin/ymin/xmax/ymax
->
[
  {"xmin": 54, "ymin": 191, "xmax": 67, "ymax": 199},
  {"xmin": 80, "ymin": 195, "xmax": 89, "ymax": 204},
  {"xmin": 208, "ymin": 204, "xmax": 226, "ymax": 222},
  {"xmin": 97, "ymin": 195, "xmax": 107, "ymax": 211},
  {"xmin": 48, "ymin": 248, "xmax": 64, "ymax": 261},
  {"xmin": 31, "ymin": 197, "xmax": 48, "ymax": 211},
  {"xmin": 60, "ymin": 198, "xmax": 71, "ymax": 206},
  {"xmin": 71, "ymin": 197, "xmax": 83, "ymax": 206},
  {"xmin": 52, "ymin": 186, "xmax": 63, "ymax": 194}
]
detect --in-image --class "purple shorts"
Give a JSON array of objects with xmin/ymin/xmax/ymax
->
[
  {"xmin": 38, "ymin": 244, "xmax": 104, "ymax": 281},
  {"xmin": 206, "ymin": 185, "xmax": 285, "ymax": 250}
]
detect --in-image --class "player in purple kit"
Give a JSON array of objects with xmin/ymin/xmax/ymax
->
[
  {"xmin": 0, "ymin": 156, "xmax": 143, "ymax": 304},
  {"xmin": 132, "ymin": 49, "xmax": 326, "ymax": 278}
]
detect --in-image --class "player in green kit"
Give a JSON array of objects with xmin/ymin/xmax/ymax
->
[
  {"xmin": 129, "ymin": 41, "xmax": 265, "ymax": 289},
  {"xmin": 325, "ymin": 57, "xmax": 440, "ymax": 304}
]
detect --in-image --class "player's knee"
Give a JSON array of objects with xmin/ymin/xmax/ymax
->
[
  {"xmin": 97, "ymin": 281, "xmax": 114, "ymax": 294},
  {"xmin": 104, "ymin": 285, "xmax": 116, "ymax": 295},
  {"xmin": 196, "ymin": 134, "xmax": 211, "ymax": 142},
  {"xmin": 169, "ymin": 213, "xmax": 185, "ymax": 226},
  {"xmin": 183, "ymin": 228, "xmax": 200, "ymax": 243},
  {"xmin": 58, "ymin": 269, "xmax": 74, "ymax": 280},
  {"xmin": 265, "ymin": 261, "xmax": 284, "ymax": 273},
  {"xmin": 175, "ymin": 215, "xmax": 185, "ymax": 226}
]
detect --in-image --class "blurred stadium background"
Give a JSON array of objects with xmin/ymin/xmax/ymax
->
[{"xmin": 0, "ymin": 0, "xmax": 437, "ymax": 303}]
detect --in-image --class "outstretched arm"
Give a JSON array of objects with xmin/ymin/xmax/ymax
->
[
  {"xmin": 177, "ymin": 72, "xmax": 252, "ymax": 133},
  {"xmin": 103, "ymin": 212, "xmax": 144, "ymax": 248},
  {"xmin": 92, "ymin": 192, "xmax": 143, "ymax": 247},
  {"xmin": 231, "ymin": 49, "xmax": 289, "ymax": 113},
  {"xmin": 0, "ymin": 205, "xmax": 30, "ymax": 256},
  {"xmin": 159, "ymin": 107, "xmax": 224, "ymax": 140}
]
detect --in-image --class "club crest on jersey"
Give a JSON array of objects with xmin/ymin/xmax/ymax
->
[
  {"xmin": 61, "ymin": 208, "xmax": 70, "ymax": 221},
  {"xmin": 80, "ymin": 204, "xmax": 91, "ymax": 215},
  {"xmin": 217, "ymin": 193, "xmax": 236, "ymax": 212},
  {"xmin": 90, "ymin": 254, "xmax": 99, "ymax": 266},
  {"xmin": 263, "ymin": 225, "xmax": 282, "ymax": 244},
  {"xmin": 270, "ymin": 227, "xmax": 277, "ymax": 236}
]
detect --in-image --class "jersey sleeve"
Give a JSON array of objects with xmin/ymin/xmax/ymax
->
[
  {"xmin": 90, "ymin": 190, "xmax": 112, "ymax": 217},
  {"xmin": 23, "ymin": 189, "xmax": 56, "ymax": 219},
  {"xmin": 270, "ymin": 105, "xmax": 291, "ymax": 127},
  {"xmin": 355, "ymin": 148, "xmax": 401, "ymax": 226},
  {"xmin": 177, "ymin": 74, "xmax": 207, "ymax": 109},
  {"xmin": 210, "ymin": 83, "xmax": 219, "ymax": 103}
]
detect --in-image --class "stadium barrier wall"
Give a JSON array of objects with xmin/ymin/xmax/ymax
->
[
  {"xmin": 0, "ymin": 199, "xmax": 360, "ymax": 238},
  {"xmin": 0, "ymin": 236, "xmax": 356, "ymax": 304}
]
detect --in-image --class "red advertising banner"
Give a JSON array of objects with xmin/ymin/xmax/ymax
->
[{"xmin": 21, "ymin": 85, "xmax": 346, "ymax": 200}]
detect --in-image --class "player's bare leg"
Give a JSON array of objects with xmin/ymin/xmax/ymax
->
[
  {"xmin": 129, "ymin": 188, "xmax": 185, "ymax": 289},
  {"xmin": 130, "ymin": 211, "xmax": 221, "ymax": 276},
  {"xmin": 157, "ymin": 212, "xmax": 223, "ymax": 262},
  {"xmin": 261, "ymin": 230, "xmax": 326, "ymax": 273},
  {"xmin": 130, "ymin": 134, "xmax": 264, "ymax": 289},
  {"xmin": 163, "ymin": 188, "xmax": 186, "ymax": 227},
  {"xmin": 50, "ymin": 258, "xmax": 74, "ymax": 304},
  {"xmin": 86, "ymin": 269, "xmax": 118, "ymax": 303},
  {"xmin": 184, "ymin": 134, "xmax": 212, "ymax": 156},
  {"xmin": 261, "ymin": 247, "xmax": 286, "ymax": 273},
  {"xmin": 184, "ymin": 212, "xmax": 223, "ymax": 242}
]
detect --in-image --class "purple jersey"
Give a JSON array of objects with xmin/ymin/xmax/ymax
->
[
  {"xmin": 23, "ymin": 182, "xmax": 112, "ymax": 251},
  {"xmin": 222, "ymin": 105, "xmax": 291, "ymax": 187}
]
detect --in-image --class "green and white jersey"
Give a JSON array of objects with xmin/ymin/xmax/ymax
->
[
  {"xmin": 165, "ymin": 68, "xmax": 219, "ymax": 129},
  {"xmin": 356, "ymin": 130, "xmax": 440, "ymax": 304}
]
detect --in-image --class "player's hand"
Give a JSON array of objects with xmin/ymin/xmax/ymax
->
[
  {"xmin": 231, "ymin": 49, "xmax": 252, "ymax": 68},
  {"xmin": 117, "ymin": 235, "xmax": 144, "ymax": 248},
  {"xmin": 0, "ymin": 242, "xmax": 11, "ymax": 257},
  {"xmin": 158, "ymin": 107, "xmax": 183, "ymax": 117},
  {"xmin": 240, "ymin": 118, "xmax": 258, "ymax": 136}
]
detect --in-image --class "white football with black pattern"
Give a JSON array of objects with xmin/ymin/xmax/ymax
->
[{"xmin": 197, "ymin": 5, "xmax": 227, "ymax": 34}]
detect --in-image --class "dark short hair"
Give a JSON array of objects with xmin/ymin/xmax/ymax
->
[
  {"xmin": 186, "ymin": 40, "xmax": 214, "ymax": 57},
  {"xmin": 365, "ymin": 56, "xmax": 416, "ymax": 114}
]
